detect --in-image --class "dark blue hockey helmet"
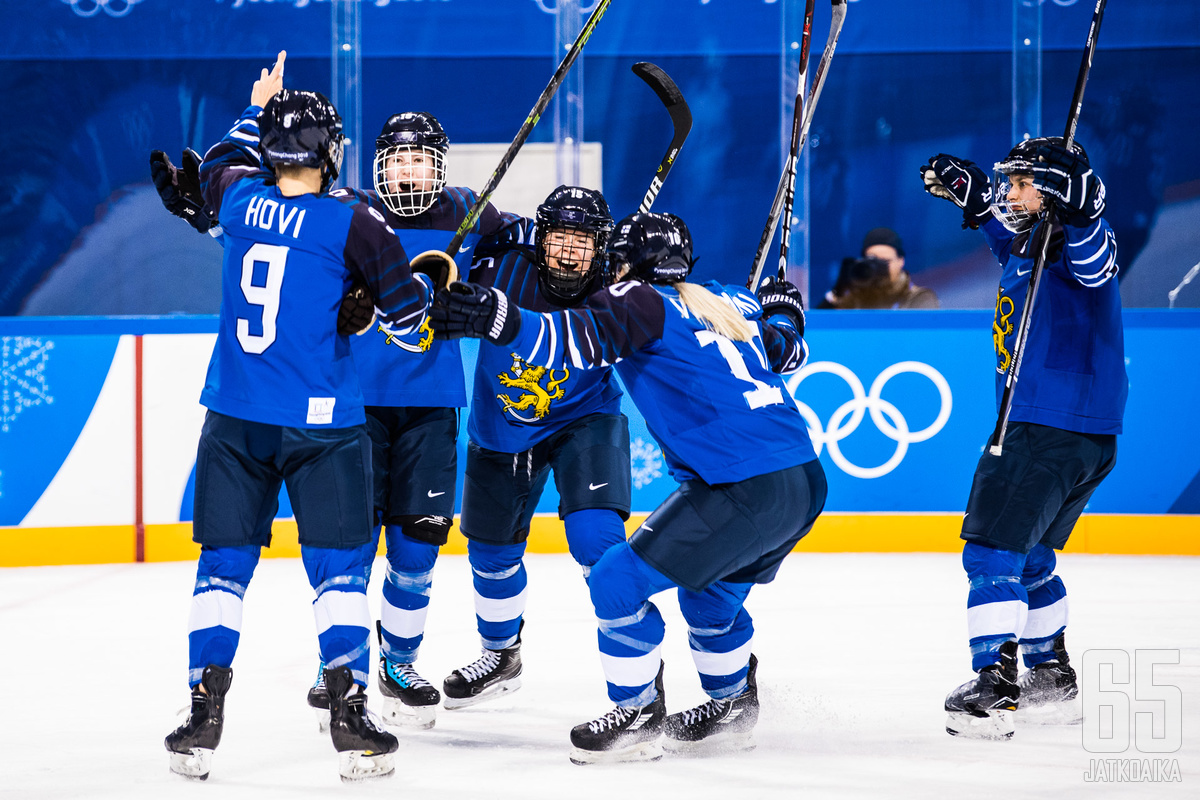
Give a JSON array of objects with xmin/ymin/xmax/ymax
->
[
  {"xmin": 534, "ymin": 185, "xmax": 614, "ymax": 306},
  {"xmin": 258, "ymin": 89, "xmax": 345, "ymax": 193},
  {"xmin": 374, "ymin": 112, "xmax": 449, "ymax": 217},
  {"xmin": 606, "ymin": 212, "xmax": 694, "ymax": 284}
]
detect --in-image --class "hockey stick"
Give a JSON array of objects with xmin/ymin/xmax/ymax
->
[
  {"xmin": 747, "ymin": 0, "xmax": 847, "ymax": 291},
  {"xmin": 442, "ymin": 0, "xmax": 612, "ymax": 258},
  {"xmin": 633, "ymin": 62, "xmax": 693, "ymax": 213},
  {"xmin": 989, "ymin": 0, "xmax": 1108, "ymax": 457}
]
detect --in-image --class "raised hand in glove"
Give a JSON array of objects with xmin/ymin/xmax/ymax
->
[
  {"xmin": 430, "ymin": 282, "xmax": 521, "ymax": 345},
  {"xmin": 337, "ymin": 281, "xmax": 376, "ymax": 336},
  {"xmin": 1030, "ymin": 142, "xmax": 1106, "ymax": 226},
  {"xmin": 756, "ymin": 277, "xmax": 806, "ymax": 336},
  {"xmin": 409, "ymin": 250, "xmax": 459, "ymax": 292},
  {"xmin": 150, "ymin": 148, "xmax": 217, "ymax": 233},
  {"xmin": 919, "ymin": 154, "xmax": 993, "ymax": 229}
]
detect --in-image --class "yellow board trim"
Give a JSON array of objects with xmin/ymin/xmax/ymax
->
[{"xmin": 2, "ymin": 514, "xmax": 1196, "ymax": 567}]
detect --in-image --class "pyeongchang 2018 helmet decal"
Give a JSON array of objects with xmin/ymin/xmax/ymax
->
[{"xmin": 785, "ymin": 361, "xmax": 953, "ymax": 479}]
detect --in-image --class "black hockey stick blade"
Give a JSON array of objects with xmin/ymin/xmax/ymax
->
[
  {"xmin": 989, "ymin": 0, "xmax": 1107, "ymax": 456},
  {"xmin": 632, "ymin": 62, "xmax": 693, "ymax": 213},
  {"xmin": 443, "ymin": 0, "xmax": 613, "ymax": 258}
]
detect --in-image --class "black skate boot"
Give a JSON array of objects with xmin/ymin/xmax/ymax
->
[
  {"xmin": 569, "ymin": 662, "xmax": 667, "ymax": 765},
  {"xmin": 307, "ymin": 660, "xmax": 331, "ymax": 733},
  {"xmin": 325, "ymin": 665, "xmax": 398, "ymax": 782},
  {"xmin": 165, "ymin": 664, "xmax": 233, "ymax": 780},
  {"xmin": 443, "ymin": 625, "xmax": 523, "ymax": 710},
  {"xmin": 663, "ymin": 654, "xmax": 760, "ymax": 754},
  {"xmin": 945, "ymin": 640, "xmax": 1020, "ymax": 740},
  {"xmin": 376, "ymin": 619, "xmax": 439, "ymax": 728},
  {"xmin": 1017, "ymin": 634, "xmax": 1082, "ymax": 724}
]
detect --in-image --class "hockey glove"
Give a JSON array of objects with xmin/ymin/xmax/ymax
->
[
  {"xmin": 150, "ymin": 148, "xmax": 217, "ymax": 233},
  {"xmin": 336, "ymin": 281, "xmax": 376, "ymax": 336},
  {"xmin": 430, "ymin": 282, "xmax": 521, "ymax": 345},
  {"xmin": 756, "ymin": 278, "xmax": 806, "ymax": 337},
  {"xmin": 920, "ymin": 154, "xmax": 993, "ymax": 229},
  {"xmin": 410, "ymin": 250, "xmax": 459, "ymax": 292},
  {"xmin": 1030, "ymin": 142, "xmax": 1106, "ymax": 227}
]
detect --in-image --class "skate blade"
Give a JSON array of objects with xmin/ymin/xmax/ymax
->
[
  {"xmin": 169, "ymin": 748, "xmax": 213, "ymax": 780},
  {"xmin": 1016, "ymin": 698, "xmax": 1083, "ymax": 726},
  {"xmin": 662, "ymin": 730, "xmax": 755, "ymax": 756},
  {"xmin": 569, "ymin": 739, "xmax": 664, "ymax": 766},
  {"xmin": 945, "ymin": 710, "xmax": 1015, "ymax": 740},
  {"xmin": 381, "ymin": 697, "xmax": 437, "ymax": 729},
  {"xmin": 312, "ymin": 707, "xmax": 331, "ymax": 734},
  {"xmin": 338, "ymin": 750, "xmax": 396, "ymax": 782},
  {"xmin": 443, "ymin": 677, "xmax": 522, "ymax": 710}
]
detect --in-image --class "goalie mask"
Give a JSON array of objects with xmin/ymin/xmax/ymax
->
[
  {"xmin": 534, "ymin": 186, "xmax": 614, "ymax": 306},
  {"xmin": 258, "ymin": 90, "xmax": 345, "ymax": 193},
  {"xmin": 606, "ymin": 212, "xmax": 694, "ymax": 285},
  {"xmin": 374, "ymin": 112, "xmax": 449, "ymax": 217},
  {"xmin": 991, "ymin": 136, "xmax": 1089, "ymax": 233}
]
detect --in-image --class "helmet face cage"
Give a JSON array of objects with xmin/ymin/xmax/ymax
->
[
  {"xmin": 989, "ymin": 136, "xmax": 1088, "ymax": 233},
  {"xmin": 373, "ymin": 144, "xmax": 447, "ymax": 217},
  {"xmin": 258, "ymin": 90, "xmax": 345, "ymax": 193},
  {"xmin": 607, "ymin": 212, "xmax": 693, "ymax": 284},
  {"xmin": 533, "ymin": 186, "xmax": 613, "ymax": 305}
]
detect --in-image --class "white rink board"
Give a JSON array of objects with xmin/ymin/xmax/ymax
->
[{"xmin": 1, "ymin": 552, "xmax": 1197, "ymax": 798}]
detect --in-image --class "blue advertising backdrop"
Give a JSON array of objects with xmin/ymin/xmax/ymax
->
[{"xmin": 2, "ymin": 0, "xmax": 1199, "ymax": 316}]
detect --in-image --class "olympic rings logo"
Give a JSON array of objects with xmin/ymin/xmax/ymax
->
[
  {"xmin": 61, "ymin": 0, "xmax": 143, "ymax": 18},
  {"xmin": 786, "ymin": 361, "xmax": 952, "ymax": 479}
]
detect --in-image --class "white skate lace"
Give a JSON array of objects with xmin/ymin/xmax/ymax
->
[
  {"xmin": 680, "ymin": 698, "xmax": 729, "ymax": 727},
  {"xmin": 388, "ymin": 661, "xmax": 434, "ymax": 690},
  {"xmin": 457, "ymin": 650, "xmax": 502, "ymax": 683},
  {"xmin": 588, "ymin": 705, "xmax": 636, "ymax": 734}
]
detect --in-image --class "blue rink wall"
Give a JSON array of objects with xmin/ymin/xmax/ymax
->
[{"xmin": 0, "ymin": 310, "xmax": 1197, "ymax": 566}]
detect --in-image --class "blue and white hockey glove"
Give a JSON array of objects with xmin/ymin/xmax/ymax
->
[
  {"xmin": 430, "ymin": 281, "xmax": 521, "ymax": 345},
  {"xmin": 1030, "ymin": 142, "xmax": 1106, "ymax": 227},
  {"xmin": 920, "ymin": 154, "xmax": 993, "ymax": 229},
  {"xmin": 756, "ymin": 277, "xmax": 805, "ymax": 336},
  {"xmin": 150, "ymin": 148, "xmax": 217, "ymax": 234}
]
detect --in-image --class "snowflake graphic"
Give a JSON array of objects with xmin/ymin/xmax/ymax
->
[
  {"xmin": 630, "ymin": 436, "xmax": 663, "ymax": 490},
  {"xmin": 1, "ymin": 337, "xmax": 55, "ymax": 433}
]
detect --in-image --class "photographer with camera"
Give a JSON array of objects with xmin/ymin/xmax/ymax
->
[{"xmin": 817, "ymin": 227, "xmax": 939, "ymax": 309}]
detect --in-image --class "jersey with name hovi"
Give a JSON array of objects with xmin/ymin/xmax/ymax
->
[
  {"xmin": 198, "ymin": 105, "xmax": 433, "ymax": 428},
  {"xmin": 981, "ymin": 215, "xmax": 1126, "ymax": 434},
  {"xmin": 506, "ymin": 279, "xmax": 816, "ymax": 484},
  {"xmin": 346, "ymin": 186, "xmax": 521, "ymax": 409},
  {"xmin": 464, "ymin": 229, "xmax": 623, "ymax": 452}
]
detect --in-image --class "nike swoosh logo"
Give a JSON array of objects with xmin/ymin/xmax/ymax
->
[
  {"xmin": 589, "ymin": 482, "xmax": 608, "ymax": 491},
  {"xmin": 427, "ymin": 490, "xmax": 446, "ymax": 498},
  {"xmin": 1016, "ymin": 265, "xmax": 1031, "ymax": 276}
]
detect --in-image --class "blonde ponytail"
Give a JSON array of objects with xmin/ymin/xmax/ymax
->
[{"xmin": 672, "ymin": 282, "xmax": 755, "ymax": 343}]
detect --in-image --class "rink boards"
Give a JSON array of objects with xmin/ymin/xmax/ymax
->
[{"xmin": 1, "ymin": 311, "xmax": 1197, "ymax": 566}]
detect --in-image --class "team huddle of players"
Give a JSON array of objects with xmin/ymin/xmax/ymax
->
[{"xmin": 152, "ymin": 51, "xmax": 1124, "ymax": 781}]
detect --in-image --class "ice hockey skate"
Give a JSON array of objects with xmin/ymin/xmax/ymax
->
[
  {"xmin": 569, "ymin": 663, "xmax": 666, "ymax": 765},
  {"xmin": 945, "ymin": 642, "xmax": 1020, "ymax": 740},
  {"xmin": 663, "ymin": 654, "xmax": 759, "ymax": 755},
  {"xmin": 306, "ymin": 661, "xmax": 331, "ymax": 733},
  {"xmin": 325, "ymin": 665, "xmax": 398, "ymax": 782},
  {"xmin": 165, "ymin": 664, "xmax": 233, "ymax": 780},
  {"xmin": 379, "ymin": 656, "xmax": 440, "ymax": 728},
  {"xmin": 1016, "ymin": 661, "xmax": 1082, "ymax": 725},
  {"xmin": 443, "ymin": 630, "xmax": 523, "ymax": 710}
]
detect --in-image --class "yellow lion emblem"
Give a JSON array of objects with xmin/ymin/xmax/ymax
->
[
  {"xmin": 497, "ymin": 354, "xmax": 569, "ymax": 421},
  {"xmin": 381, "ymin": 317, "xmax": 435, "ymax": 354},
  {"xmin": 992, "ymin": 289, "xmax": 1015, "ymax": 374}
]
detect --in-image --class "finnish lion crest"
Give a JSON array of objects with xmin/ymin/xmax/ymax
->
[
  {"xmin": 497, "ymin": 354, "xmax": 569, "ymax": 422},
  {"xmin": 993, "ymin": 289, "xmax": 1015, "ymax": 374},
  {"xmin": 381, "ymin": 318, "xmax": 435, "ymax": 354}
]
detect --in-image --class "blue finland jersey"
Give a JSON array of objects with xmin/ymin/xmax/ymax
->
[
  {"xmin": 980, "ymin": 215, "xmax": 1127, "ymax": 434},
  {"xmin": 346, "ymin": 187, "xmax": 520, "ymax": 408},
  {"xmin": 198, "ymin": 106, "xmax": 433, "ymax": 429},
  {"xmin": 505, "ymin": 279, "xmax": 816, "ymax": 484},
  {"xmin": 465, "ymin": 233, "xmax": 623, "ymax": 452}
]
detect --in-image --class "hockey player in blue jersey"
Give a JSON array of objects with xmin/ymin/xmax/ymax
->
[
  {"xmin": 161, "ymin": 53, "xmax": 445, "ymax": 782},
  {"xmin": 430, "ymin": 211, "xmax": 828, "ymax": 764},
  {"xmin": 436, "ymin": 185, "xmax": 633, "ymax": 709},
  {"xmin": 920, "ymin": 138, "xmax": 1126, "ymax": 740}
]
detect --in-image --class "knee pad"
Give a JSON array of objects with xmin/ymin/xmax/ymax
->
[
  {"xmin": 1022, "ymin": 543, "xmax": 1058, "ymax": 588},
  {"xmin": 394, "ymin": 513, "xmax": 452, "ymax": 547},
  {"xmin": 301, "ymin": 544, "xmax": 370, "ymax": 591},
  {"xmin": 195, "ymin": 545, "xmax": 260, "ymax": 590},
  {"xmin": 384, "ymin": 526, "xmax": 441, "ymax": 573},
  {"xmin": 563, "ymin": 508, "xmax": 627, "ymax": 568},
  {"xmin": 467, "ymin": 540, "xmax": 527, "ymax": 575},
  {"xmin": 962, "ymin": 542, "xmax": 1026, "ymax": 581}
]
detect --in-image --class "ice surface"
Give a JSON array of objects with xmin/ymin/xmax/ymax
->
[{"xmin": 2, "ymin": 552, "xmax": 1196, "ymax": 798}]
